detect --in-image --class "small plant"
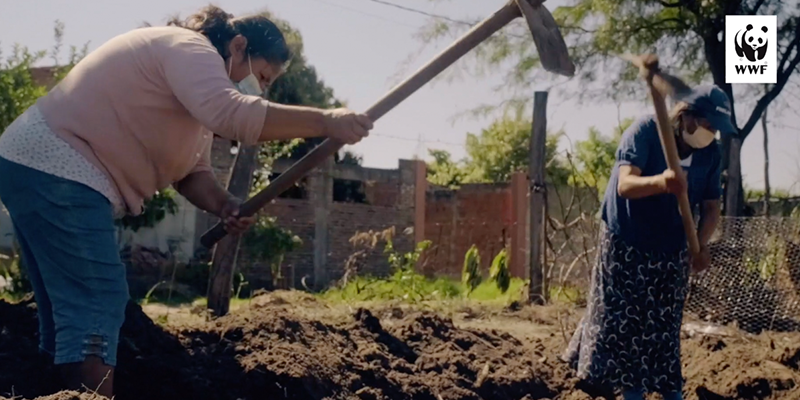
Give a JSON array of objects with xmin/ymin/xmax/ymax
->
[
  {"xmin": 341, "ymin": 228, "xmax": 393, "ymax": 289},
  {"xmin": 382, "ymin": 227, "xmax": 433, "ymax": 303},
  {"xmin": 385, "ymin": 231, "xmax": 431, "ymax": 273},
  {"xmin": 243, "ymin": 214, "xmax": 302, "ymax": 288},
  {"xmin": 743, "ymin": 232, "xmax": 784, "ymax": 281},
  {"xmin": 116, "ymin": 189, "xmax": 179, "ymax": 232},
  {"xmin": 462, "ymin": 245, "xmax": 482, "ymax": 295},
  {"xmin": 233, "ymin": 272, "xmax": 249, "ymax": 299},
  {"xmin": 489, "ymin": 249, "xmax": 511, "ymax": 294},
  {"xmin": 155, "ymin": 314, "xmax": 169, "ymax": 326},
  {"xmin": 322, "ymin": 227, "xmax": 457, "ymax": 303},
  {"xmin": 0, "ymin": 237, "xmax": 31, "ymax": 298}
]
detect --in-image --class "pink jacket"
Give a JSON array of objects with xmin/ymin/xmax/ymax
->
[{"xmin": 37, "ymin": 26, "xmax": 268, "ymax": 215}]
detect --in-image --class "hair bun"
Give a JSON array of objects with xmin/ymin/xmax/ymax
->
[
  {"xmin": 168, "ymin": 5, "xmax": 237, "ymax": 55},
  {"xmin": 185, "ymin": 5, "xmax": 233, "ymax": 30}
]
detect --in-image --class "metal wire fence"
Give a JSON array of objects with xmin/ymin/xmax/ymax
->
[
  {"xmin": 686, "ymin": 216, "xmax": 800, "ymax": 334},
  {"xmin": 545, "ymin": 214, "xmax": 800, "ymax": 334}
]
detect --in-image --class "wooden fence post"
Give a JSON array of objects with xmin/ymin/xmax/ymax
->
[
  {"xmin": 207, "ymin": 144, "xmax": 260, "ymax": 317},
  {"xmin": 528, "ymin": 91, "xmax": 548, "ymax": 305}
]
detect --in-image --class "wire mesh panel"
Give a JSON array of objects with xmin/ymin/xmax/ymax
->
[{"xmin": 686, "ymin": 216, "xmax": 800, "ymax": 334}]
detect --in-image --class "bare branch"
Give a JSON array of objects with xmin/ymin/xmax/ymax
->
[
  {"xmin": 778, "ymin": 26, "xmax": 800, "ymax": 73},
  {"xmin": 741, "ymin": 27, "xmax": 800, "ymax": 139},
  {"xmin": 750, "ymin": 0, "xmax": 768, "ymax": 14},
  {"xmin": 561, "ymin": 24, "xmax": 596, "ymax": 34}
]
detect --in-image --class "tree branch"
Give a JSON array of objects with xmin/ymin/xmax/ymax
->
[
  {"xmin": 740, "ymin": 29, "xmax": 800, "ymax": 139},
  {"xmin": 777, "ymin": 26, "xmax": 800, "ymax": 73},
  {"xmin": 659, "ymin": 0, "xmax": 692, "ymax": 8},
  {"xmin": 561, "ymin": 24, "xmax": 596, "ymax": 34},
  {"xmin": 750, "ymin": 0, "xmax": 768, "ymax": 14},
  {"xmin": 630, "ymin": 17, "xmax": 689, "ymax": 35}
]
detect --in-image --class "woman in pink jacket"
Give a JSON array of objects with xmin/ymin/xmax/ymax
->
[{"xmin": 0, "ymin": 6, "xmax": 372, "ymax": 397}]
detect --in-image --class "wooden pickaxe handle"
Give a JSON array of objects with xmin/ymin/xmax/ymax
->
[
  {"xmin": 200, "ymin": 0, "xmax": 575, "ymax": 248},
  {"xmin": 625, "ymin": 54, "xmax": 701, "ymax": 256},
  {"xmin": 200, "ymin": 3, "xmax": 522, "ymax": 248}
]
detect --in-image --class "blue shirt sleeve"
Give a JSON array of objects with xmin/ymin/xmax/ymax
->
[
  {"xmin": 703, "ymin": 144, "xmax": 723, "ymax": 200},
  {"xmin": 616, "ymin": 116, "xmax": 655, "ymax": 171}
]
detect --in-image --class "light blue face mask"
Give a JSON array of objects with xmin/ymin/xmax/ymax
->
[{"xmin": 228, "ymin": 55, "xmax": 265, "ymax": 98}]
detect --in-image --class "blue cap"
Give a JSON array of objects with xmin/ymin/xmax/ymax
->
[{"xmin": 678, "ymin": 84, "xmax": 737, "ymax": 135}]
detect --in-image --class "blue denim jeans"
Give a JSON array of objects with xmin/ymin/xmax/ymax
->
[{"xmin": 0, "ymin": 156, "xmax": 128, "ymax": 366}]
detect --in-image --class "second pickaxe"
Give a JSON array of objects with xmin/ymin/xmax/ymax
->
[{"xmin": 623, "ymin": 53, "xmax": 701, "ymax": 256}]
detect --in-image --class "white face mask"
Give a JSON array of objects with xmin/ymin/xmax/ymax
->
[
  {"xmin": 228, "ymin": 55, "xmax": 265, "ymax": 98},
  {"xmin": 682, "ymin": 126, "xmax": 716, "ymax": 149}
]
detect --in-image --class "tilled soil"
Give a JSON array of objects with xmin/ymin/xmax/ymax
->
[{"xmin": 2, "ymin": 294, "xmax": 800, "ymax": 400}]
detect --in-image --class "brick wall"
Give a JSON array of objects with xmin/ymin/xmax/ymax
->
[
  {"xmin": 234, "ymin": 198, "xmax": 415, "ymax": 290},
  {"xmin": 423, "ymin": 184, "xmax": 513, "ymax": 278},
  {"xmin": 127, "ymin": 135, "xmax": 603, "ymax": 293},
  {"xmin": 194, "ymin": 138, "xmax": 425, "ymax": 291},
  {"xmin": 327, "ymin": 202, "xmax": 414, "ymax": 280},
  {"xmin": 365, "ymin": 181, "xmax": 401, "ymax": 207}
]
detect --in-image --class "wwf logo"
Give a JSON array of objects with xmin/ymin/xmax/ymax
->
[
  {"xmin": 725, "ymin": 15, "xmax": 777, "ymax": 84},
  {"xmin": 734, "ymin": 24, "xmax": 769, "ymax": 62}
]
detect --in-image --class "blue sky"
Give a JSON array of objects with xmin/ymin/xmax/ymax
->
[{"xmin": 2, "ymin": 0, "xmax": 798, "ymax": 192}]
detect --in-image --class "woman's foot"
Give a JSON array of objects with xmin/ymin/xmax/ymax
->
[{"xmin": 61, "ymin": 355, "xmax": 114, "ymax": 398}]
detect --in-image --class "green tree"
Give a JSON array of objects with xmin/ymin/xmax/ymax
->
[
  {"xmin": 464, "ymin": 113, "xmax": 570, "ymax": 185},
  {"xmin": 426, "ymin": 149, "xmax": 470, "ymax": 188},
  {"xmin": 337, "ymin": 150, "xmax": 363, "ymax": 166},
  {"xmin": 426, "ymin": 113, "xmax": 570, "ymax": 186},
  {"xmin": 418, "ymin": 0, "xmax": 800, "ymax": 216},
  {"xmin": 569, "ymin": 118, "xmax": 633, "ymax": 195},
  {"xmin": 0, "ymin": 48, "xmax": 47, "ymax": 134},
  {"xmin": 0, "ymin": 21, "xmax": 86, "ymax": 135}
]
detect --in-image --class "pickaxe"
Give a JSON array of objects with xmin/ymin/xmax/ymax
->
[
  {"xmin": 622, "ymin": 53, "xmax": 701, "ymax": 256},
  {"xmin": 200, "ymin": 0, "xmax": 575, "ymax": 248}
]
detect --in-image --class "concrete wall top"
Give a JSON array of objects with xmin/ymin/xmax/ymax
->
[{"xmin": 272, "ymin": 158, "xmax": 415, "ymax": 183}]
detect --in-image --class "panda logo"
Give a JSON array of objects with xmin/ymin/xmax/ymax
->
[{"xmin": 734, "ymin": 24, "xmax": 769, "ymax": 62}]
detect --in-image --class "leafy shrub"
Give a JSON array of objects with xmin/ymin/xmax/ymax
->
[
  {"xmin": 489, "ymin": 249, "xmax": 511, "ymax": 294},
  {"xmin": 462, "ymin": 245, "xmax": 482, "ymax": 295},
  {"xmin": 115, "ymin": 189, "xmax": 179, "ymax": 232},
  {"xmin": 242, "ymin": 214, "xmax": 302, "ymax": 287}
]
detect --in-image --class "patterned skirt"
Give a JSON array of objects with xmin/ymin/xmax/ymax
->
[{"xmin": 563, "ymin": 225, "xmax": 690, "ymax": 394}]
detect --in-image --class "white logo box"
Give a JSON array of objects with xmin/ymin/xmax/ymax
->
[{"xmin": 725, "ymin": 15, "xmax": 778, "ymax": 84}]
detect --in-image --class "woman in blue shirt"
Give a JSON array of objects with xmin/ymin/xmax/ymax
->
[{"xmin": 563, "ymin": 85, "xmax": 735, "ymax": 400}]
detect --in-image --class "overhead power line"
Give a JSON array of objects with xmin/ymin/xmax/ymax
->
[
  {"xmin": 302, "ymin": 0, "xmax": 419, "ymax": 28},
  {"xmin": 364, "ymin": 0, "xmax": 528, "ymax": 40},
  {"xmin": 372, "ymin": 132, "xmax": 467, "ymax": 147},
  {"xmin": 365, "ymin": 0, "xmax": 472, "ymax": 26},
  {"xmin": 304, "ymin": 0, "xmax": 528, "ymax": 40}
]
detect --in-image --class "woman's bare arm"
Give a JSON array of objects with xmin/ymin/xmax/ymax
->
[
  {"xmin": 617, "ymin": 165, "xmax": 666, "ymax": 199},
  {"xmin": 258, "ymin": 104, "xmax": 372, "ymax": 145}
]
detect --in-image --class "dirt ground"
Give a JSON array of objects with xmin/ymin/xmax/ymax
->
[{"xmin": 2, "ymin": 291, "xmax": 800, "ymax": 400}]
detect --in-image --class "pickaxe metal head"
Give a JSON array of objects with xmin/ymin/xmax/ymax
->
[{"xmin": 515, "ymin": 0, "xmax": 575, "ymax": 77}]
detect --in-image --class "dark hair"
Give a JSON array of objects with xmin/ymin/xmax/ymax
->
[{"xmin": 168, "ymin": 5, "xmax": 292, "ymax": 67}]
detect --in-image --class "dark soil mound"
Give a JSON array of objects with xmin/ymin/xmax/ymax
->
[
  {"xmin": 0, "ymin": 297, "xmax": 575, "ymax": 400},
  {"xmin": 4, "ymin": 296, "xmax": 800, "ymax": 400}
]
